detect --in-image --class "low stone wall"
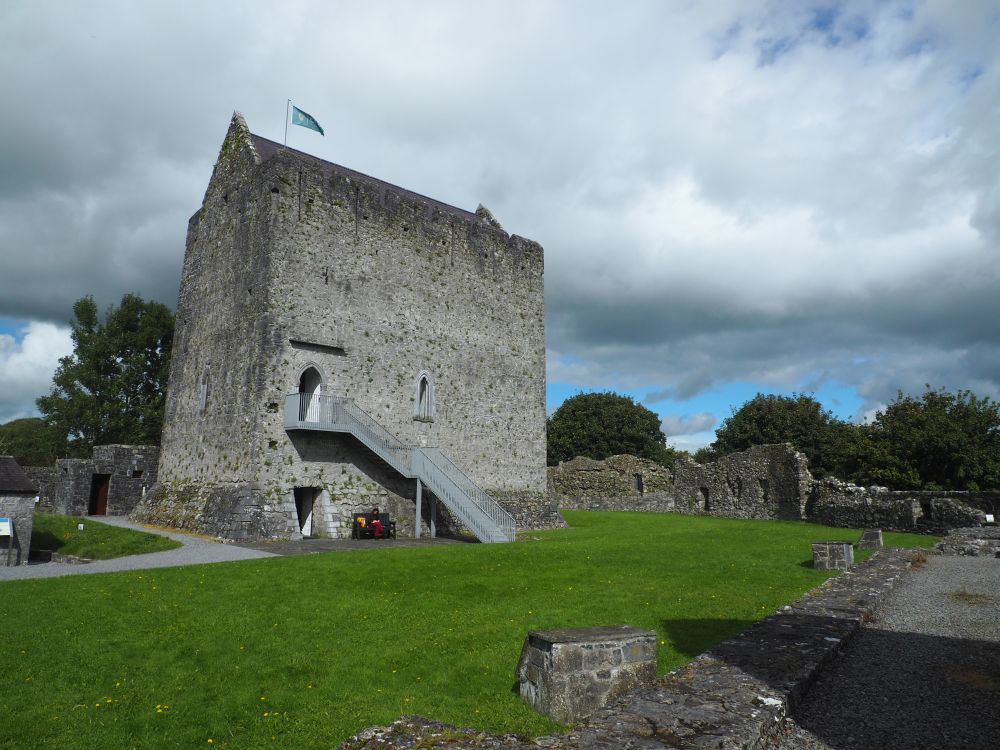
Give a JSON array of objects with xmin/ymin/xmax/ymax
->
[
  {"xmin": 936, "ymin": 526, "xmax": 1000, "ymax": 557},
  {"xmin": 808, "ymin": 479, "xmax": 994, "ymax": 533}
]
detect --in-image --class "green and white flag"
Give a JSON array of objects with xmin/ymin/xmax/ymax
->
[{"xmin": 291, "ymin": 105, "xmax": 324, "ymax": 135}]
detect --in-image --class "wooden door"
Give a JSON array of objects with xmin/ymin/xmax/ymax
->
[{"xmin": 89, "ymin": 474, "xmax": 110, "ymax": 515}]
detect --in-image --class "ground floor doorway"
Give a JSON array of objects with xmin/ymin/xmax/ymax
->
[
  {"xmin": 88, "ymin": 474, "xmax": 111, "ymax": 515},
  {"xmin": 294, "ymin": 487, "xmax": 321, "ymax": 537}
]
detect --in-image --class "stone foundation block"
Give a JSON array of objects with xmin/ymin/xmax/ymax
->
[
  {"xmin": 516, "ymin": 625, "xmax": 656, "ymax": 724},
  {"xmin": 812, "ymin": 540, "xmax": 854, "ymax": 570},
  {"xmin": 858, "ymin": 528, "xmax": 883, "ymax": 549}
]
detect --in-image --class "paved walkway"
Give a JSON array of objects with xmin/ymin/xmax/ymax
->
[
  {"xmin": 772, "ymin": 553, "xmax": 1000, "ymax": 750},
  {"xmin": 0, "ymin": 517, "xmax": 476, "ymax": 582},
  {"xmin": 0, "ymin": 517, "xmax": 277, "ymax": 581}
]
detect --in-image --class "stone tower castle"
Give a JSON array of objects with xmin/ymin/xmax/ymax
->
[{"xmin": 134, "ymin": 113, "xmax": 558, "ymax": 541}]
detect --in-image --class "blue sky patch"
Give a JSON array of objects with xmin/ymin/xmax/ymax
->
[{"xmin": 0, "ymin": 318, "xmax": 26, "ymax": 343}]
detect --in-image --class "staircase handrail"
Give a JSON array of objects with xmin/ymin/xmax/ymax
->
[
  {"xmin": 285, "ymin": 392, "xmax": 515, "ymax": 543},
  {"xmin": 416, "ymin": 447, "xmax": 516, "ymax": 542}
]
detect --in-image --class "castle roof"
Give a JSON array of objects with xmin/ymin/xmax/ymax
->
[
  {"xmin": 249, "ymin": 133, "xmax": 481, "ymax": 224},
  {"xmin": 0, "ymin": 456, "xmax": 36, "ymax": 494}
]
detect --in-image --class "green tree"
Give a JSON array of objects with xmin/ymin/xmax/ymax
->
[
  {"xmin": 37, "ymin": 294, "xmax": 174, "ymax": 454},
  {"xmin": 0, "ymin": 417, "xmax": 66, "ymax": 465},
  {"xmin": 709, "ymin": 393, "xmax": 861, "ymax": 478},
  {"xmin": 547, "ymin": 392, "xmax": 678, "ymax": 467},
  {"xmin": 864, "ymin": 387, "xmax": 1000, "ymax": 490}
]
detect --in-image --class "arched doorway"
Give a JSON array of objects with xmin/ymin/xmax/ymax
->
[{"xmin": 298, "ymin": 366, "xmax": 323, "ymax": 422}]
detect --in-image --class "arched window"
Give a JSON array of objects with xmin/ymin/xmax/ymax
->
[
  {"xmin": 298, "ymin": 366, "xmax": 323, "ymax": 422},
  {"xmin": 414, "ymin": 372, "xmax": 434, "ymax": 421}
]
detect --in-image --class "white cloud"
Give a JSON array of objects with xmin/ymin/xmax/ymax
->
[
  {"xmin": 662, "ymin": 413, "xmax": 718, "ymax": 437},
  {"xmin": 0, "ymin": 0, "xmax": 998, "ymax": 426},
  {"xmin": 0, "ymin": 323, "xmax": 73, "ymax": 423}
]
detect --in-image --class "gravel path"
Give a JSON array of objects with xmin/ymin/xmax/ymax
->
[
  {"xmin": 0, "ymin": 516, "xmax": 275, "ymax": 581},
  {"xmin": 772, "ymin": 554, "xmax": 1000, "ymax": 750}
]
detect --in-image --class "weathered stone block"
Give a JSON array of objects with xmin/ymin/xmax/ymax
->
[
  {"xmin": 858, "ymin": 528, "xmax": 883, "ymax": 549},
  {"xmin": 812, "ymin": 540, "xmax": 854, "ymax": 570},
  {"xmin": 516, "ymin": 625, "xmax": 656, "ymax": 724}
]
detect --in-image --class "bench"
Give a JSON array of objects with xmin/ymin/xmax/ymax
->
[{"xmin": 351, "ymin": 512, "xmax": 397, "ymax": 540}]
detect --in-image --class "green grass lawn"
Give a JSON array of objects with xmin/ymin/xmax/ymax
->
[
  {"xmin": 29, "ymin": 513, "xmax": 182, "ymax": 560},
  {"xmin": 1, "ymin": 511, "xmax": 936, "ymax": 749}
]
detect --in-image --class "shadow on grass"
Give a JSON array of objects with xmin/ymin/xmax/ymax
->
[
  {"xmin": 661, "ymin": 618, "xmax": 757, "ymax": 659},
  {"xmin": 29, "ymin": 527, "xmax": 66, "ymax": 553}
]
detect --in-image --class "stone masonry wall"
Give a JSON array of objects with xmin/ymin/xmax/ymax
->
[
  {"xmin": 22, "ymin": 466, "xmax": 54, "ymax": 511},
  {"xmin": 151, "ymin": 113, "xmax": 550, "ymax": 540},
  {"xmin": 549, "ymin": 445, "xmax": 997, "ymax": 533},
  {"xmin": 550, "ymin": 445, "xmax": 811, "ymax": 522},
  {"xmin": 0, "ymin": 493, "xmax": 35, "ymax": 566},
  {"xmin": 54, "ymin": 445, "xmax": 160, "ymax": 516},
  {"xmin": 550, "ymin": 455, "xmax": 673, "ymax": 512},
  {"xmin": 807, "ymin": 478, "xmax": 994, "ymax": 533}
]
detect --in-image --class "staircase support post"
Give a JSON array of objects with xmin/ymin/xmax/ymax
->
[
  {"xmin": 429, "ymin": 494, "xmax": 437, "ymax": 538},
  {"xmin": 415, "ymin": 478, "xmax": 422, "ymax": 539}
]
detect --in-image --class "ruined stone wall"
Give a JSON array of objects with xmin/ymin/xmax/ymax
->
[
  {"xmin": 807, "ymin": 479, "xmax": 996, "ymax": 533},
  {"xmin": 672, "ymin": 445, "xmax": 811, "ymax": 521},
  {"xmin": 549, "ymin": 444, "xmax": 996, "ymax": 534},
  {"xmin": 550, "ymin": 445, "xmax": 811, "ymax": 521},
  {"xmin": 151, "ymin": 113, "xmax": 552, "ymax": 540},
  {"xmin": 550, "ymin": 455, "xmax": 675, "ymax": 512}
]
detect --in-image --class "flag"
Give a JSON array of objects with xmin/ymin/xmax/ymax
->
[{"xmin": 291, "ymin": 105, "xmax": 324, "ymax": 135}]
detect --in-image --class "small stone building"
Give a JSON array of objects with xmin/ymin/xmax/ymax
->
[
  {"xmin": 138, "ymin": 113, "xmax": 556, "ymax": 542},
  {"xmin": 54, "ymin": 445, "xmax": 159, "ymax": 516},
  {"xmin": 0, "ymin": 456, "xmax": 36, "ymax": 566}
]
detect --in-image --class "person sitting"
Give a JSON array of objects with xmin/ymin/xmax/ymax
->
[{"xmin": 370, "ymin": 506, "xmax": 384, "ymax": 538}]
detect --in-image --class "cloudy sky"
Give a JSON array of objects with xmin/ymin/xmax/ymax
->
[{"xmin": 1, "ymin": 0, "xmax": 998, "ymax": 451}]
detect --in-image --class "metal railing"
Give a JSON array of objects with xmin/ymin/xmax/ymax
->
[
  {"xmin": 414, "ymin": 447, "xmax": 516, "ymax": 542},
  {"xmin": 284, "ymin": 392, "xmax": 515, "ymax": 542}
]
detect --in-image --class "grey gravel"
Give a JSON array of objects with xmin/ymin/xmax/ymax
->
[
  {"xmin": 772, "ymin": 554, "xmax": 1000, "ymax": 750},
  {"xmin": 0, "ymin": 516, "xmax": 275, "ymax": 581}
]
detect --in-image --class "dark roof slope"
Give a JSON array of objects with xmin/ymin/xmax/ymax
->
[
  {"xmin": 249, "ymin": 134, "xmax": 481, "ymax": 223},
  {"xmin": 0, "ymin": 456, "xmax": 36, "ymax": 494}
]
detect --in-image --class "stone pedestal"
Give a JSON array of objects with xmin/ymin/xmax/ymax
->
[
  {"xmin": 812, "ymin": 540, "xmax": 854, "ymax": 570},
  {"xmin": 516, "ymin": 625, "xmax": 656, "ymax": 724},
  {"xmin": 858, "ymin": 529, "xmax": 883, "ymax": 550}
]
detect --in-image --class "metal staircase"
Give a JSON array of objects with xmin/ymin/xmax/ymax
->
[{"xmin": 284, "ymin": 393, "xmax": 516, "ymax": 543}]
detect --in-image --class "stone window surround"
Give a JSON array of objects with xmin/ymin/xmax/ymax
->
[{"xmin": 414, "ymin": 370, "xmax": 435, "ymax": 422}]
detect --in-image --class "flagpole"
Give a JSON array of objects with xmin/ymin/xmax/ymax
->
[{"xmin": 284, "ymin": 99, "xmax": 291, "ymax": 147}]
